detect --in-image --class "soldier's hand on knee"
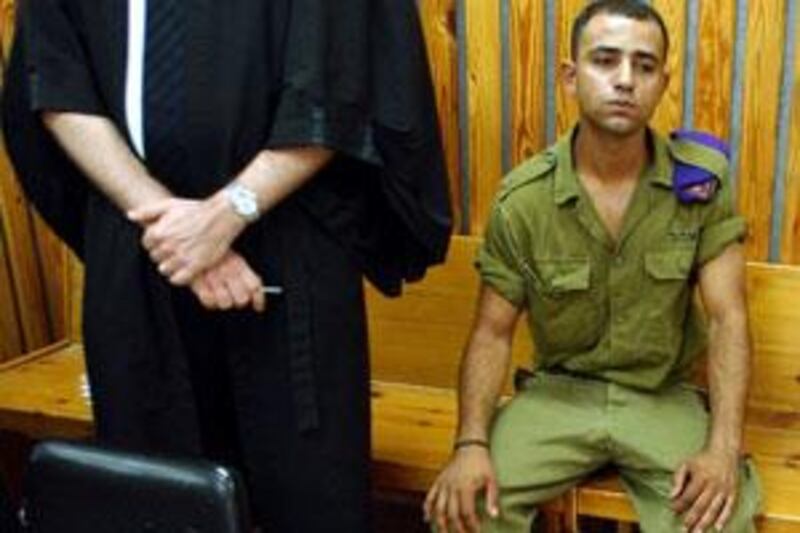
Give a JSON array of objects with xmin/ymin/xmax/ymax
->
[
  {"xmin": 423, "ymin": 445, "xmax": 499, "ymax": 533},
  {"xmin": 670, "ymin": 450, "xmax": 739, "ymax": 532}
]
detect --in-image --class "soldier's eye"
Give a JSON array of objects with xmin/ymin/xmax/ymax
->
[
  {"xmin": 638, "ymin": 62, "xmax": 656, "ymax": 73},
  {"xmin": 592, "ymin": 54, "xmax": 616, "ymax": 67}
]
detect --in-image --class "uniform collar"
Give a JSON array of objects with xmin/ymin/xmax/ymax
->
[{"xmin": 552, "ymin": 125, "xmax": 673, "ymax": 206}]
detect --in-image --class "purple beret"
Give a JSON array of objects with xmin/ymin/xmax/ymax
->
[{"xmin": 670, "ymin": 129, "xmax": 730, "ymax": 204}]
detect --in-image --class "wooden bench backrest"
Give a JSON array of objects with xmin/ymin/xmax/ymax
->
[
  {"xmin": 64, "ymin": 236, "xmax": 800, "ymax": 409},
  {"xmin": 368, "ymin": 236, "xmax": 800, "ymax": 410},
  {"xmin": 366, "ymin": 236, "xmax": 533, "ymax": 390},
  {"xmin": 65, "ymin": 251, "xmax": 83, "ymax": 343}
]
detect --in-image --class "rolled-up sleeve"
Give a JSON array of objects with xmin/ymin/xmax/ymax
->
[
  {"xmin": 25, "ymin": 0, "xmax": 105, "ymax": 115},
  {"xmin": 476, "ymin": 204, "xmax": 526, "ymax": 307},
  {"xmin": 696, "ymin": 180, "xmax": 747, "ymax": 266}
]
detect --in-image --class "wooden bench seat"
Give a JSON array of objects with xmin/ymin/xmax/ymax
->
[
  {"xmin": 0, "ymin": 346, "xmax": 572, "ymax": 521},
  {"xmin": 1, "ymin": 236, "xmax": 799, "ymax": 530}
]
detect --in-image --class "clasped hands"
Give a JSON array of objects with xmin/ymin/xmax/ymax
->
[{"xmin": 128, "ymin": 193, "xmax": 266, "ymax": 312}]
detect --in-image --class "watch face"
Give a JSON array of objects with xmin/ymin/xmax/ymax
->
[{"xmin": 227, "ymin": 185, "xmax": 259, "ymax": 220}]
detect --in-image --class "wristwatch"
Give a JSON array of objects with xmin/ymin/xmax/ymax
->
[{"xmin": 223, "ymin": 183, "xmax": 260, "ymax": 223}]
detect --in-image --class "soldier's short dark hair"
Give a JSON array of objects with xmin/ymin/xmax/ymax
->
[{"xmin": 571, "ymin": 0, "xmax": 670, "ymax": 60}]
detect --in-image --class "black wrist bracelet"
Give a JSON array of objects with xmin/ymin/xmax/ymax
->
[{"xmin": 453, "ymin": 438, "xmax": 489, "ymax": 451}]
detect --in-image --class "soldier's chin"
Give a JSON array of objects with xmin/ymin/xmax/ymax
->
[{"xmin": 601, "ymin": 117, "xmax": 642, "ymax": 136}]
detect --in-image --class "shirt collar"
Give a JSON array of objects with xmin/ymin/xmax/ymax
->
[{"xmin": 552, "ymin": 125, "xmax": 673, "ymax": 206}]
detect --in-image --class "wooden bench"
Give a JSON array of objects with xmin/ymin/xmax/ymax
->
[
  {"xmin": 1, "ymin": 236, "xmax": 799, "ymax": 531},
  {"xmin": 368, "ymin": 237, "xmax": 800, "ymax": 531}
]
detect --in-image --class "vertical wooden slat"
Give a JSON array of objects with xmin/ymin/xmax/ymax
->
[
  {"xmin": 66, "ymin": 251, "xmax": 83, "ymax": 342},
  {"xmin": 737, "ymin": 0, "xmax": 786, "ymax": 261},
  {"xmin": 0, "ymin": 230, "xmax": 23, "ymax": 361},
  {"xmin": 650, "ymin": 0, "xmax": 686, "ymax": 133},
  {"xmin": 418, "ymin": 0, "xmax": 462, "ymax": 233},
  {"xmin": 0, "ymin": 0, "xmax": 14, "ymax": 60},
  {"xmin": 0, "ymin": 0, "xmax": 52, "ymax": 352},
  {"xmin": 693, "ymin": 0, "xmax": 735, "ymax": 138},
  {"xmin": 510, "ymin": 0, "xmax": 547, "ymax": 166},
  {"xmin": 0, "ymin": 0, "xmax": 22, "ymax": 361},
  {"xmin": 0, "ymin": 150, "xmax": 52, "ymax": 352},
  {"xmin": 780, "ymin": 8, "xmax": 800, "ymax": 264},
  {"xmin": 555, "ymin": 0, "xmax": 585, "ymax": 137},
  {"xmin": 466, "ymin": 0, "xmax": 503, "ymax": 233},
  {"xmin": 32, "ymin": 215, "xmax": 65, "ymax": 339}
]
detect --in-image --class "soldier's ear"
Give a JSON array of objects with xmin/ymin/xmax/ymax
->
[
  {"xmin": 659, "ymin": 67, "xmax": 671, "ymax": 96},
  {"xmin": 561, "ymin": 60, "xmax": 577, "ymax": 96}
]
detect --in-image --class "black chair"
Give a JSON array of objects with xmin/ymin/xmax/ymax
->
[
  {"xmin": 1, "ymin": 473, "xmax": 21, "ymax": 533},
  {"xmin": 23, "ymin": 441, "xmax": 250, "ymax": 533}
]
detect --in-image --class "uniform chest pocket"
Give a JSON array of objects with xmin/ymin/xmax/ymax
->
[
  {"xmin": 526, "ymin": 258, "xmax": 600, "ymax": 351},
  {"xmin": 640, "ymin": 249, "xmax": 696, "ymax": 361},
  {"xmin": 530, "ymin": 258, "xmax": 591, "ymax": 295},
  {"xmin": 645, "ymin": 250, "xmax": 695, "ymax": 280}
]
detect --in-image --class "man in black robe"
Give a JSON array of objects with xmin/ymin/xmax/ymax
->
[{"xmin": 3, "ymin": 0, "xmax": 451, "ymax": 530}]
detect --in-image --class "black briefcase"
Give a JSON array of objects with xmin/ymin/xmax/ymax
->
[{"xmin": 23, "ymin": 441, "xmax": 250, "ymax": 533}]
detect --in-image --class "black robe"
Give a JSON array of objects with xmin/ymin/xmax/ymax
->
[{"xmin": 3, "ymin": 0, "xmax": 451, "ymax": 528}]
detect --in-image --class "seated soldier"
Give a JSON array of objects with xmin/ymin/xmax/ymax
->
[{"xmin": 424, "ymin": 1, "xmax": 760, "ymax": 531}]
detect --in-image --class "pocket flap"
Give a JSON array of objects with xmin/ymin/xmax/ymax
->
[
  {"xmin": 645, "ymin": 250, "xmax": 694, "ymax": 280},
  {"xmin": 535, "ymin": 259, "xmax": 591, "ymax": 292}
]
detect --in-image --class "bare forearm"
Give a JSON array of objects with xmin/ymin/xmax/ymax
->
[
  {"xmin": 42, "ymin": 112, "xmax": 170, "ymax": 211},
  {"xmin": 456, "ymin": 330, "xmax": 513, "ymax": 442},
  {"xmin": 229, "ymin": 146, "xmax": 334, "ymax": 214},
  {"xmin": 707, "ymin": 313, "xmax": 750, "ymax": 456}
]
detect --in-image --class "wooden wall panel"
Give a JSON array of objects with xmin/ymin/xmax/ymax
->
[
  {"xmin": 0, "ymin": 151, "xmax": 50, "ymax": 351},
  {"xmin": 465, "ymin": 0, "xmax": 503, "ymax": 233},
  {"xmin": 418, "ymin": 0, "xmax": 462, "ymax": 233},
  {"xmin": 32, "ymin": 216, "xmax": 64, "ymax": 339},
  {"xmin": 780, "ymin": 10, "xmax": 800, "ymax": 264},
  {"xmin": 0, "ymin": 0, "xmax": 53, "ymax": 354},
  {"xmin": 0, "ymin": 0, "xmax": 13, "ymax": 61},
  {"xmin": 510, "ymin": 0, "xmax": 547, "ymax": 166},
  {"xmin": 1, "ymin": 0, "xmax": 800, "ymax": 366},
  {"xmin": 0, "ymin": 0, "xmax": 21, "ymax": 361},
  {"xmin": 693, "ymin": 0, "xmax": 735, "ymax": 138},
  {"xmin": 650, "ymin": 0, "xmax": 686, "ymax": 133},
  {"xmin": 555, "ymin": 0, "xmax": 585, "ymax": 137},
  {"xmin": 0, "ymin": 232, "xmax": 23, "ymax": 362},
  {"xmin": 737, "ymin": 0, "xmax": 786, "ymax": 261}
]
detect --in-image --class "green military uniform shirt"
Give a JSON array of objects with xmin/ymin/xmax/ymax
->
[{"xmin": 477, "ymin": 127, "xmax": 747, "ymax": 390}]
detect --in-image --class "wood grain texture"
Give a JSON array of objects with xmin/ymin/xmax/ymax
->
[
  {"xmin": 3, "ymin": 238, "xmax": 800, "ymax": 527},
  {"xmin": 418, "ymin": 0, "xmax": 463, "ymax": 232},
  {"xmin": 554, "ymin": 0, "xmax": 585, "ymax": 137},
  {"xmin": 465, "ymin": 0, "xmax": 504, "ymax": 233},
  {"xmin": 650, "ymin": 0, "xmax": 686, "ymax": 133},
  {"xmin": 32, "ymin": 214, "xmax": 64, "ymax": 340},
  {"xmin": 66, "ymin": 252, "xmax": 83, "ymax": 343},
  {"xmin": 510, "ymin": 0, "xmax": 547, "ymax": 165},
  {"xmin": 781, "ymin": 8, "xmax": 800, "ymax": 264},
  {"xmin": 0, "ymin": 229, "xmax": 23, "ymax": 361},
  {"xmin": 0, "ymin": 343, "xmax": 92, "ymax": 440},
  {"xmin": 737, "ymin": 0, "xmax": 786, "ymax": 261},
  {"xmin": 367, "ymin": 236, "xmax": 534, "ymax": 390},
  {"xmin": 693, "ymin": 0, "xmax": 735, "ymax": 138},
  {"xmin": 746, "ymin": 263, "xmax": 800, "ymax": 412},
  {"xmin": 0, "ymin": 0, "xmax": 14, "ymax": 67},
  {"xmin": 0, "ymin": 148, "xmax": 51, "ymax": 352},
  {"xmin": 0, "ymin": 1, "xmax": 53, "ymax": 354}
]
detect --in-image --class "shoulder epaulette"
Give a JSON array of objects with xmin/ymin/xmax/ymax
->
[{"xmin": 497, "ymin": 150, "xmax": 557, "ymax": 201}]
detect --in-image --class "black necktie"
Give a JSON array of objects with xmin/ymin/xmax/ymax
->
[{"xmin": 143, "ymin": 0, "xmax": 187, "ymax": 175}]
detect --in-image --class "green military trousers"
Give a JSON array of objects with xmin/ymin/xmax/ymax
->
[{"xmin": 484, "ymin": 371, "xmax": 761, "ymax": 532}]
